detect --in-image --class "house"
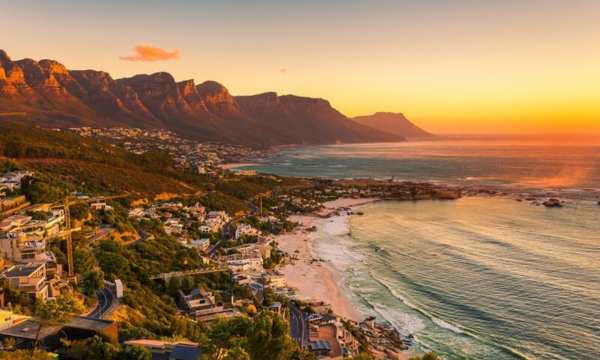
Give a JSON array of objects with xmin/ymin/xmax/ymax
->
[
  {"xmin": 222, "ymin": 250, "xmax": 264, "ymax": 274},
  {"xmin": 2, "ymin": 263, "xmax": 49, "ymax": 301},
  {"xmin": 267, "ymin": 302, "xmax": 283, "ymax": 314},
  {"xmin": 178, "ymin": 288, "xmax": 240, "ymax": 323},
  {"xmin": 124, "ymin": 339, "xmax": 202, "ymax": 360},
  {"xmin": 0, "ymin": 316, "xmax": 117, "ymax": 350},
  {"xmin": 128, "ymin": 207, "xmax": 145, "ymax": 219},
  {"xmin": 203, "ymin": 211, "xmax": 230, "ymax": 233},
  {"xmin": 308, "ymin": 340, "xmax": 332, "ymax": 356},
  {"xmin": 235, "ymin": 224, "xmax": 260, "ymax": 240},
  {"xmin": 0, "ymin": 214, "xmax": 32, "ymax": 232},
  {"xmin": 188, "ymin": 238, "xmax": 210, "ymax": 253},
  {"xmin": 0, "ymin": 195, "xmax": 28, "ymax": 213},
  {"xmin": 262, "ymin": 271, "xmax": 286, "ymax": 289},
  {"xmin": 0, "ymin": 171, "xmax": 33, "ymax": 191},
  {"xmin": 164, "ymin": 219, "xmax": 183, "ymax": 235},
  {"xmin": 188, "ymin": 203, "xmax": 206, "ymax": 222},
  {"xmin": 90, "ymin": 201, "xmax": 113, "ymax": 211}
]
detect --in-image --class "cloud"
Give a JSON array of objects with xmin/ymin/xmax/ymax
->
[{"xmin": 120, "ymin": 45, "xmax": 180, "ymax": 62}]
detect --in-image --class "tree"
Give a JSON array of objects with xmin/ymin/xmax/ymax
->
[
  {"xmin": 181, "ymin": 276, "xmax": 194, "ymax": 294},
  {"xmin": 246, "ymin": 312, "xmax": 296, "ymax": 360},
  {"xmin": 246, "ymin": 304, "xmax": 257, "ymax": 316},
  {"xmin": 82, "ymin": 269, "xmax": 105, "ymax": 296},
  {"xmin": 86, "ymin": 335, "xmax": 120, "ymax": 360},
  {"xmin": 224, "ymin": 346, "xmax": 251, "ymax": 360},
  {"xmin": 167, "ymin": 277, "xmax": 182, "ymax": 297},
  {"xmin": 0, "ymin": 349, "xmax": 53, "ymax": 360},
  {"xmin": 410, "ymin": 352, "xmax": 440, "ymax": 360},
  {"xmin": 74, "ymin": 247, "xmax": 97, "ymax": 275},
  {"xmin": 118, "ymin": 344, "xmax": 152, "ymax": 360},
  {"xmin": 33, "ymin": 294, "xmax": 83, "ymax": 355}
]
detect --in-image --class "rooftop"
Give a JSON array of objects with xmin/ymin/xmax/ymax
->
[{"xmin": 2, "ymin": 263, "xmax": 44, "ymax": 278}]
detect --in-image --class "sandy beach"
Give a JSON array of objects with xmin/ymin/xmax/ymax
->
[{"xmin": 275, "ymin": 197, "xmax": 379, "ymax": 321}]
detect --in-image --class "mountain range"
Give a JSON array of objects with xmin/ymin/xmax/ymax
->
[{"xmin": 0, "ymin": 50, "xmax": 431, "ymax": 147}]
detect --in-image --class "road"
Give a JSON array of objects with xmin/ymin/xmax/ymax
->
[
  {"xmin": 88, "ymin": 288, "xmax": 116, "ymax": 319},
  {"xmin": 290, "ymin": 303, "xmax": 308, "ymax": 347},
  {"xmin": 208, "ymin": 215, "xmax": 245, "ymax": 257}
]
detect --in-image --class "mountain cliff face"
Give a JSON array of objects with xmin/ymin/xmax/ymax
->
[
  {"xmin": 0, "ymin": 50, "xmax": 402, "ymax": 146},
  {"xmin": 352, "ymin": 112, "xmax": 434, "ymax": 139}
]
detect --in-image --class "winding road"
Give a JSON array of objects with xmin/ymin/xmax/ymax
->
[{"xmin": 88, "ymin": 288, "xmax": 117, "ymax": 319}]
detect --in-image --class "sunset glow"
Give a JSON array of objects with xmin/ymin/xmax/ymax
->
[{"xmin": 3, "ymin": 0, "xmax": 599, "ymax": 134}]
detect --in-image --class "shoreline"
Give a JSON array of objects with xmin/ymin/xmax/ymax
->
[{"xmin": 275, "ymin": 198, "xmax": 380, "ymax": 322}]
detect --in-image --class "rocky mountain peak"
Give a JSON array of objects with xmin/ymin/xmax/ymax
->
[
  {"xmin": 177, "ymin": 79, "xmax": 197, "ymax": 97},
  {"xmin": 38, "ymin": 59, "xmax": 69, "ymax": 76},
  {"xmin": 0, "ymin": 49, "xmax": 11, "ymax": 65}
]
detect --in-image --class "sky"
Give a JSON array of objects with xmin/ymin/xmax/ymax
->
[{"xmin": 2, "ymin": 0, "xmax": 600, "ymax": 135}]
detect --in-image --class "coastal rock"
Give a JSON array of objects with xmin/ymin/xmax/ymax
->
[{"xmin": 543, "ymin": 198, "xmax": 563, "ymax": 208}]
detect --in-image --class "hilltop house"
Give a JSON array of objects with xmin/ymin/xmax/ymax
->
[
  {"xmin": 178, "ymin": 288, "xmax": 240, "ymax": 323},
  {"xmin": 2, "ymin": 263, "xmax": 49, "ymax": 301}
]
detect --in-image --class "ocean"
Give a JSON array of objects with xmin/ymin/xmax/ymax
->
[
  {"xmin": 241, "ymin": 139, "xmax": 600, "ymax": 359},
  {"xmin": 241, "ymin": 139, "xmax": 600, "ymax": 190}
]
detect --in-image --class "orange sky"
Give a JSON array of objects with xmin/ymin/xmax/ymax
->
[{"xmin": 2, "ymin": 1, "xmax": 599, "ymax": 134}]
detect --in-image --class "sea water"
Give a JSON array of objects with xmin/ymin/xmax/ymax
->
[
  {"xmin": 243, "ymin": 140, "xmax": 600, "ymax": 359},
  {"xmin": 315, "ymin": 198, "xmax": 600, "ymax": 359},
  {"xmin": 241, "ymin": 139, "xmax": 600, "ymax": 189}
]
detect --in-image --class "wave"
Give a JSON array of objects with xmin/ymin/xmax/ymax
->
[
  {"xmin": 431, "ymin": 317, "xmax": 464, "ymax": 334},
  {"xmin": 368, "ymin": 272, "xmax": 532, "ymax": 360}
]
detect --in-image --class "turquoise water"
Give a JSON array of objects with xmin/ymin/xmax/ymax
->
[
  {"xmin": 315, "ymin": 198, "xmax": 600, "ymax": 360},
  {"xmin": 244, "ymin": 140, "xmax": 600, "ymax": 359}
]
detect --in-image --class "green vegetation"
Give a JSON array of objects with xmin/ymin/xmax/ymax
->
[
  {"xmin": 0, "ymin": 349, "xmax": 53, "ymax": 360},
  {"xmin": 410, "ymin": 352, "xmax": 440, "ymax": 360},
  {"xmin": 200, "ymin": 312, "xmax": 313, "ymax": 360}
]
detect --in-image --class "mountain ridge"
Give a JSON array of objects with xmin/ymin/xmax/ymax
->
[
  {"xmin": 352, "ymin": 112, "xmax": 434, "ymax": 139},
  {"xmin": 0, "ymin": 50, "xmax": 408, "ymax": 146}
]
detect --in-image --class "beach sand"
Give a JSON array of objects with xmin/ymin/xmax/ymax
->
[
  {"xmin": 275, "ymin": 197, "xmax": 411, "ymax": 359},
  {"xmin": 276, "ymin": 198, "xmax": 378, "ymax": 321},
  {"xmin": 276, "ymin": 215, "xmax": 362, "ymax": 321}
]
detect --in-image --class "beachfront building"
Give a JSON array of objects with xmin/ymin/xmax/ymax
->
[
  {"xmin": 262, "ymin": 271, "xmax": 286, "ymax": 289},
  {"xmin": 224, "ymin": 255, "xmax": 264, "ymax": 274}
]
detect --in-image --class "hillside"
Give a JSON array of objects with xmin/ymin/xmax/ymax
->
[
  {"xmin": 352, "ymin": 112, "xmax": 434, "ymax": 139},
  {"xmin": 0, "ymin": 122, "xmax": 305, "ymax": 206},
  {"xmin": 0, "ymin": 50, "xmax": 401, "ymax": 147}
]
